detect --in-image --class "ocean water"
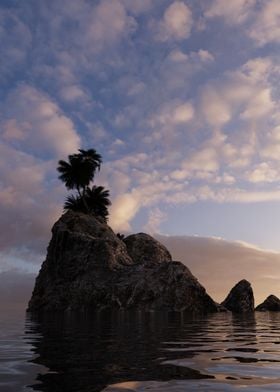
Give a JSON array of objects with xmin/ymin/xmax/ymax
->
[{"xmin": 0, "ymin": 310, "xmax": 280, "ymax": 391}]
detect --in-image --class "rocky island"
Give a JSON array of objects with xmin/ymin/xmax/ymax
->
[
  {"xmin": 28, "ymin": 211, "xmax": 219, "ymax": 312},
  {"xmin": 221, "ymin": 280, "xmax": 254, "ymax": 313},
  {"xmin": 27, "ymin": 148, "xmax": 279, "ymax": 314},
  {"xmin": 27, "ymin": 211, "xmax": 280, "ymax": 314},
  {"xmin": 255, "ymin": 295, "xmax": 280, "ymax": 311}
]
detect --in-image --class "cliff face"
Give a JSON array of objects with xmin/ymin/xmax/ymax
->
[{"xmin": 28, "ymin": 211, "xmax": 218, "ymax": 313}]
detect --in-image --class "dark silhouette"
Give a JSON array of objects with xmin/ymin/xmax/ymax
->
[
  {"xmin": 57, "ymin": 149, "xmax": 110, "ymax": 220},
  {"xmin": 64, "ymin": 186, "xmax": 111, "ymax": 220},
  {"xmin": 26, "ymin": 312, "xmax": 214, "ymax": 392},
  {"xmin": 116, "ymin": 233, "xmax": 125, "ymax": 241},
  {"xmin": 57, "ymin": 149, "xmax": 102, "ymax": 195}
]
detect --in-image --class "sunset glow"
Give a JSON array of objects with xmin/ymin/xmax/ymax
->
[{"xmin": 1, "ymin": 0, "xmax": 280, "ymax": 304}]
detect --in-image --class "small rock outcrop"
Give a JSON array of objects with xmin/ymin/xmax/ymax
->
[
  {"xmin": 255, "ymin": 295, "xmax": 280, "ymax": 311},
  {"xmin": 28, "ymin": 211, "xmax": 218, "ymax": 313},
  {"xmin": 221, "ymin": 279, "xmax": 254, "ymax": 313},
  {"xmin": 124, "ymin": 233, "xmax": 172, "ymax": 265}
]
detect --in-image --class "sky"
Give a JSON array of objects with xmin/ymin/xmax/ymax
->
[{"xmin": 1, "ymin": 0, "xmax": 280, "ymax": 306}]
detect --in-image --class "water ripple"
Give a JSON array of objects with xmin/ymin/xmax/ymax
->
[{"xmin": 1, "ymin": 311, "xmax": 280, "ymax": 391}]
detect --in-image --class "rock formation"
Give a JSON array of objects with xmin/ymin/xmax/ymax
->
[
  {"xmin": 255, "ymin": 295, "xmax": 280, "ymax": 311},
  {"xmin": 124, "ymin": 233, "xmax": 172, "ymax": 265},
  {"xmin": 28, "ymin": 211, "xmax": 218, "ymax": 313},
  {"xmin": 221, "ymin": 279, "xmax": 254, "ymax": 313}
]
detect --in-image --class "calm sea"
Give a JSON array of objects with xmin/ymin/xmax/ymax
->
[{"xmin": 0, "ymin": 310, "xmax": 280, "ymax": 391}]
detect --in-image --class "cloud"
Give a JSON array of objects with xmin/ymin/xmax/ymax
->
[
  {"xmin": 2, "ymin": 84, "xmax": 81, "ymax": 158},
  {"xmin": 223, "ymin": 142, "xmax": 254, "ymax": 169},
  {"xmin": 246, "ymin": 162, "xmax": 279, "ymax": 183},
  {"xmin": 157, "ymin": 1, "xmax": 193, "ymax": 41},
  {"xmin": 0, "ymin": 84, "xmax": 79, "ymax": 259},
  {"xmin": 1, "ymin": 0, "xmax": 280, "ymax": 269},
  {"xmin": 106, "ymin": 155, "xmax": 186, "ymax": 231},
  {"xmin": 155, "ymin": 48, "xmax": 215, "ymax": 94},
  {"xmin": 0, "ymin": 142, "xmax": 62, "ymax": 251},
  {"xmin": 120, "ymin": 0, "xmax": 154, "ymax": 15},
  {"xmin": 199, "ymin": 57, "xmax": 276, "ymax": 128},
  {"xmin": 109, "ymin": 192, "xmax": 141, "ymax": 232},
  {"xmin": 195, "ymin": 49, "xmax": 215, "ymax": 63},
  {"xmin": 157, "ymin": 235, "xmax": 280, "ymax": 305},
  {"xmin": 240, "ymin": 88, "xmax": 275, "ymax": 120},
  {"xmin": 194, "ymin": 56, "xmax": 279, "ymax": 180},
  {"xmin": 149, "ymin": 100, "xmax": 194, "ymax": 127},
  {"xmin": 59, "ymin": 84, "xmax": 89, "ymax": 103},
  {"xmin": 14, "ymin": 0, "xmax": 140, "ymax": 102},
  {"xmin": 205, "ymin": 0, "xmax": 280, "ymax": 47},
  {"xmin": 225, "ymin": 189, "xmax": 280, "ymax": 203},
  {"xmin": 0, "ymin": 247, "xmax": 41, "ymax": 274},
  {"xmin": 0, "ymin": 9, "xmax": 32, "ymax": 82},
  {"xmin": 37, "ymin": 0, "xmax": 137, "ymax": 56},
  {"xmin": 186, "ymin": 147, "xmax": 219, "ymax": 172},
  {"xmin": 143, "ymin": 207, "xmax": 167, "ymax": 234},
  {"xmin": 103, "ymin": 52, "xmax": 280, "ymax": 231},
  {"xmin": 150, "ymin": 184, "xmax": 280, "ymax": 206},
  {"xmin": 200, "ymin": 85, "xmax": 232, "ymax": 127},
  {"xmin": 83, "ymin": 0, "xmax": 137, "ymax": 51},
  {"xmin": 205, "ymin": 0, "xmax": 256, "ymax": 24},
  {"xmin": 262, "ymin": 126, "xmax": 280, "ymax": 161},
  {"xmin": 170, "ymin": 134, "xmax": 222, "ymax": 182},
  {"xmin": 173, "ymin": 102, "xmax": 195, "ymax": 124},
  {"xmin": 248, "ymin": 0, "xmax": 280, "ymax": 46},
  {"xmin": 167, "ymin": 48, "xmax": 214, "ymax": 65}
]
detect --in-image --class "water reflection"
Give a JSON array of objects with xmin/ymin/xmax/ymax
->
[{"xmin": 24, "ymin": 312, "xmax": 280, "ymax": 392}]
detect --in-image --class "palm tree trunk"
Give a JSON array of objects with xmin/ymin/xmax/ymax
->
[
  {"xmin": 76, "ymin": 186, "xmax": 89, "ymax": 213},
  {"xmin": 81, "ymin": 186, "xmax": 89, "ymax": 213}
]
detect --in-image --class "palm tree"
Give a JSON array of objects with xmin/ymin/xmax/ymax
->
[
  {"xmin": 64, "ymin": 185, "xmax": 111, "ymax": 221},
  {"xmin": 57, "ymin": 149, "xmax": 102, "ymax": 212},
  {"xmin": 57, "ymin": 149, "xmax": 102, "ymax": 196},
  {"xmin": 85, "ymin": 185, "xmax": 111, "ymax": 221},
  {"xmin": 78, "ymin": 149, "xmax": 102, "ymax": 173},
  {"xmin": 64, "ymin": 194, "xmax": 86, "ymax": 213}
]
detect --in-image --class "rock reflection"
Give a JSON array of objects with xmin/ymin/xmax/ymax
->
[
  {"xmin": 24, "ymin": 312, "xmax": 280, "ymax": 391},
  {"xmin": 25, "ymin": 312, "xmax": 214, "ymax": 392}
]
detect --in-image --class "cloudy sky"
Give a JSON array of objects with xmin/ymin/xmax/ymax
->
[{"xmin": 1, "ymin": 0, "xmax": 280, "ymax": 305}]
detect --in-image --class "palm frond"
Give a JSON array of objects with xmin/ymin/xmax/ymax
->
[
  {"xmin": 78, "ymin": 149, "xmax": 102, "ymax": 171},
  {"xmin": 85, "ymin": 186, "xmax": 111, "ymax": 220},
  {"xmin": 63, "ymin": 194, "xmax": 87, "ymax": 213},
  {"xmin": 58, "ymin": 149, "xmax": 110, "ymax": 219},
  {"xmin": 57, "ymin": 149, "xmax": 102, "ymax": 191}
]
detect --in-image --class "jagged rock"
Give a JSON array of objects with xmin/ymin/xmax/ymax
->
[
  {"xmin": 221, "ymin": 279, "xmax": 254, "ymax": 313},
  {"xmin": 124, "ymin": 233, "xmax": 172, "ymax": 265},
  {"xmin": 255, "ymin": 295, "xmax": 280, "ymax": 311},
  {"xmin": 28, "ymin": 211, "xmax": 218, "ymax": 313}
]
